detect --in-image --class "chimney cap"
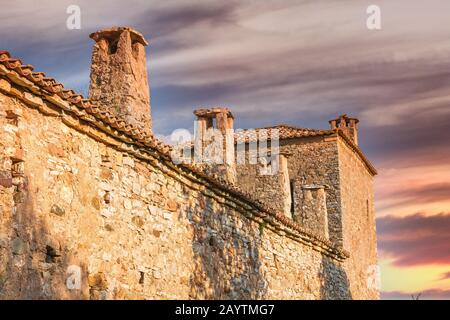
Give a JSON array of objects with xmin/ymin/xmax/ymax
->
[
  {"xmin": 90, "ymin": 26, "xmax": 149, "ymax": 46},
  {"xmin": 193, "ymin": 107, "xmax": 234, "ymax": 119},
  {"xmin": 328, "ymin": 114, "xmax": 359, "ymax": 124}
]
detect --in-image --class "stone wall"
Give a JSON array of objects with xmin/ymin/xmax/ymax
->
[
  {"xmin": 281, "ymin": 137, "xmax": 342, "ymax": 244},
  {"xmin": 236, "ymin": 151, "xmax": 291, "ymax": 219},
  {"xmin": 338, "ymin": 138, "xmax": 379, "ymax": 299},
  {"xmin": 237, "ymin": 137, "xmax": 342, "ymax": 244},
  {"xmin": 0, "ymin": 86, "xmax": 353, "ymax": 299},
  {"xmin": 234, "ymin": 135, "xmax": 379, "ymax": 299}
]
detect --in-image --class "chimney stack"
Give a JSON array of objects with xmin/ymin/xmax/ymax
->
[
  {"xmin": 193, "ymin": 107, "xmax": 236, "ymax": 183},
  {"xmin": 89, "ymin": 27, "xmax": 152, "ymax": 134},
  {"xmin": 194, "ymin": 107, "xmax": 234, "ymax": 139},
  {"xmin": 329, "ymin": 114, "xmax": 359, "ymax": 145}
]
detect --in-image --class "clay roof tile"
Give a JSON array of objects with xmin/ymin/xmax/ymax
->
[
  {"xmin": 19, "ymin": 64, "xmax": 34, "ymax": 75},
  {"xmin": 51, "ymin": 83, "xmax": 64, "ymax": 92},
  {"xmin": 0, "ymin": 50, "xmax": 11, "ymax": 58},
  {"xmin": 66, "ymin": 94, "xmax": 78, "ymax": 102},
  {"xmin": 5, "ymin": 59, "xmax": 22, "ymax": 68},
  {"xmin": 62, "ymin": 89, "xmax": 75, "ymax": 97},
  {"xmin": 42, "ymin": 78, "xmax": 57, "ymax": 87},
  {"xmin": 31, "ymin": 72, "xmax": 45, "ymax": 81}
]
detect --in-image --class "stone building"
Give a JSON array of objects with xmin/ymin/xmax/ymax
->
[{"xmin": 0, "ymin": 27, "xmax": 378, "ymax": 299}]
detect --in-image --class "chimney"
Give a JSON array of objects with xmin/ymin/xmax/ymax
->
[
  {"xmin": 295, "ymin": 185, "xmax": 329, "ymax": 240},
  {"xmin": 194, "ymin": 107, "xmax": 234, "ymax": 139},
  {"xmin": 89, "ymin": 27, "xmax": 152, "ymax": 134},
  {"xmin": 193, "ymin": 107, "xmax": 236, "ymax": 183},
  {"xmin": 329, "ymin": 114, "xmax": 359, "ymax": 145}
]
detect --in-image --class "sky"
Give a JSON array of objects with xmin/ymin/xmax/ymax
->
[{"xmin": 1, "ymin": 0, "xmax": 450, "ymax": 299}]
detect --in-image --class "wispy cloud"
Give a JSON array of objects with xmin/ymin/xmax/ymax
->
[
  {"xmin": 377, "ymin": 182, "xmax": 450, "ymax": 213},
  {"xmin": 378, "ymin": 213, "xmax": 450, "ymax": 266},
  {"xmin": 439, "ymin": 271, "xmax": 450, "ymax": 281}
]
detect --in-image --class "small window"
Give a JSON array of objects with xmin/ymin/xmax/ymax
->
[
  {"xmin": 290, "ymin": 180, "xmax": 295, "ymax": 215},
  {"xmin": 109, "ymin": 39, "xmax": 119, "ymax": 54},
  {"xmin": 366, "ymin": 199, "xmax": 370, "ymax": 219},
  {"xmin": 45, "ymin": 245, "xmax": 59, "ymax": 263}
]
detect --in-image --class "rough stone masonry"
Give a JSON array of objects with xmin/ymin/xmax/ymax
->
[{"xmin": 0, "ymin": 26, "xmax": 379, "ymax": 299}]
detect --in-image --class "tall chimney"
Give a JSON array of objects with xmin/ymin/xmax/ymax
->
[
  {"xmin": 329, "ymin": 114, "xmax": 359, "ymax": 145},
  {"xmin": 193, "ymin": 107, "xmax": 236, "ymax": 184},
  {"xmin": 89, "ymin": 27, "xmax": 152, "ymax": 133}
]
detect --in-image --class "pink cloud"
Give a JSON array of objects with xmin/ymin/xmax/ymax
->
[
  {"xmin": 439, "ymin": 271, "xmax": 450, "ymax": 281},
  {"xmin": 378, "ymin": 213, "xmax": 450, "ymax": 266}
]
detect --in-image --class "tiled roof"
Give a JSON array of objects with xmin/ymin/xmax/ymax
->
[
  {"xmin": 181, "ymin": 125, "xmax": 331, "ymax": 148},
  {"xmin": 0, "ymin": 50, "xmax": 348, "ymax": 260},
  {"xmin": 234, "ymin": 124, "xmax": 377, "ymax": 175},
  {"xmin": 234, "ymin": 124, "xmax": 334, "ymax": 142}
]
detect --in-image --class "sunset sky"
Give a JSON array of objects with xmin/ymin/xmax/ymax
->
[{"xmin": 2, "ymin": 0, "xmax": 450, "ymax": 299}]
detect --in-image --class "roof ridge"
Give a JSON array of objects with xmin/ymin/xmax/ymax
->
[{"xmin": 240, "ymin": 124, "xmax": 332, "ymax": 133}]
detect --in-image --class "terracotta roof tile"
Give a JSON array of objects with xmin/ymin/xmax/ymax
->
[
  {"xmin": 235, "ymin": 124, "xmax": 334, "ymax": 142},
  {"xmin": 0, "ymin": 50, "xmax": 11, "ymax": 57}
]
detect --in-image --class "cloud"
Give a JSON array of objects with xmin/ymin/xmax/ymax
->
[
  {"xmin": 382, "ymin": 288, "xmax": 450, "ymax": 300},
  {"xmin": 374, "ymin": 160, "xmax": 450, "ymax": 217},
  {"xmin": 377, "ymin": 182, "xmax": 450, "ymax": 212},
  {"xmin": 137, "ymin": 2, "xmax": 237, "ymax": 39},
  {"xmin": 439, "ymin": 271, "xmax": 450, "ymax": 281},
  {"xmin": 377, "ymin": 213, "xmax": 450, "ymax": 266}
]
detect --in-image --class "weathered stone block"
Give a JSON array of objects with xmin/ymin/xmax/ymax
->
[
  {"xmin": 132, "ymin": 216, "xmax": 144, "ymax": 228},
  {"xmin": 0, "ymin": 79, "xmax": 11, "ymax": 93},
  {"xmin": 0, "ymin": 170, "xmax": 12, "ymax": 188},
  {"xmin": 166, "ymin": 199, "xmax": 177, "ymax": 212},
  {"xmin": 50, "ymin": 204, "xmax": 65, "ymax": 216},
  {"xmin": 11, "ymin": 237, "xmax": 25, "ymax": 255},
  {"xmin": 22, "ymin": 92, "xmax": 43, "ymax": 107},
  {"xmin": 48, "ymin": 143, "xmax": 66, "ymax": 158},
  {"xmin": 88, "ymin": 272, "xmax": 108, "ymax": 289}
]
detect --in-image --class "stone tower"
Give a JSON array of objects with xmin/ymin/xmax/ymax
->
[{"xmin": 89, "ymin": 27, "xmax": 152, "ymax": 133}]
